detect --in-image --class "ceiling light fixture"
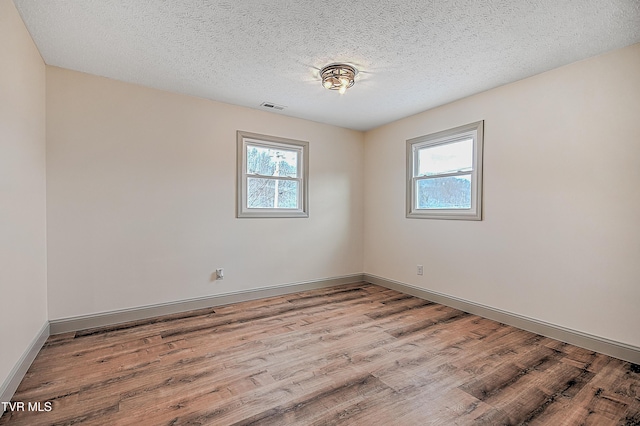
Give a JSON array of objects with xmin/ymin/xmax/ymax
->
[{"xmin": 320, "ymin": 63, "xmax": 358, "ymax": 95}]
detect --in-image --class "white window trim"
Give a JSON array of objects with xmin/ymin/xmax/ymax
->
[
  {"xmin": 237, "ymin": 131, "xmax": 309, "ymax": 218},
  {"xmin": 406, "ymin": 121, "xmax": 484, "ymax": 220}
]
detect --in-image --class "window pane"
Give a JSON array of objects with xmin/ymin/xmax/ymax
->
[
  {"xmin": 417, "ymin": 138, "xmax": 472, "ymax": 176},
  {"xmin": 246, "ymin": 145, "xmax": 298, "ymax": 177},
  {"xmin": 247, "ymin": 178, "xmax": 299, "ymax": 209},
  {"xmin": 416, "ymin": 175, "xmax": 471, "ymax": 209}
]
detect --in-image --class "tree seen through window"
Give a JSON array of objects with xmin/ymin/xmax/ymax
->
[{"xmin": 246, "ymin": 146, "xmax": 298, "ymax": 209}]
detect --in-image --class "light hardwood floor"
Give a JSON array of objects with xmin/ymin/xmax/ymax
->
[{"xmin": 2, "ymin": 283, "xmax": 639, "ymax": 425}]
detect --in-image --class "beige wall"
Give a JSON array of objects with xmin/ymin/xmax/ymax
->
[
  {"xmin": 0, "ymin": 0, "xmax": 48, "ymax": 390},
  {"xmin": 363, "ymin": 43, "xmax": 640, "ymax": 348},
  {"xmin": 46, "ymin": 67, "xmax": 364, "ymax": 320}
]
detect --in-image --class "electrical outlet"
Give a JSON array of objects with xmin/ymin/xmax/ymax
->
[
  {"xmin": 216, "ymin": 268, "xmax": 224, "ymax": 280},
  {"xmin": 417, "ymin": 265, "xmax": 423, "ymax": 276}
]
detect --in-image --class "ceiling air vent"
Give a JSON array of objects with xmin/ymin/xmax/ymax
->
[{"xmin": 260, "ymin": 102, "xmax": 286, "ymax": 111}]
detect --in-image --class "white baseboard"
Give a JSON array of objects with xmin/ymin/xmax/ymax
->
[
  {"xmin": 50, "ymin": 274, "xmax": 365, "ymax": 334},
  {"xmin": 364, "ymin": 274, "xmax": 640, "ymax": 364},
  {"xmin": 0, "ymin": 321, "xmax": 50, "ymax": 410}
]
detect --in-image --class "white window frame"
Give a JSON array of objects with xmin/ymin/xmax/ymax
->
[
  {"xmin": 406, "ymin": 121, "xmax": 484, "ymax": 220},
  {"xmin": 237, "ymin": 131, "xmax": 309, "ymax": 218}
]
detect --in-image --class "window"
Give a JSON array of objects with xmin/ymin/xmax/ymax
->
[
  {"xmin": 406, "ymin": 121, "xmax": 484, "ymax": 220},
  {"xmin": 237, "ymin": 131, "xmax": 309, "ymax": 218}
]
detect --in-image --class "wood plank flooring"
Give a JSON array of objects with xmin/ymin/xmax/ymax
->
[{"xmin": 2, "ymin": 283, "xmax": 639, "ymax": 425}]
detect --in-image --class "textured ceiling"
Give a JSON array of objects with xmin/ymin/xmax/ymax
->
[{"xmin": 13, "ymin": 0, "xmax": 640, "ymax": 131}]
